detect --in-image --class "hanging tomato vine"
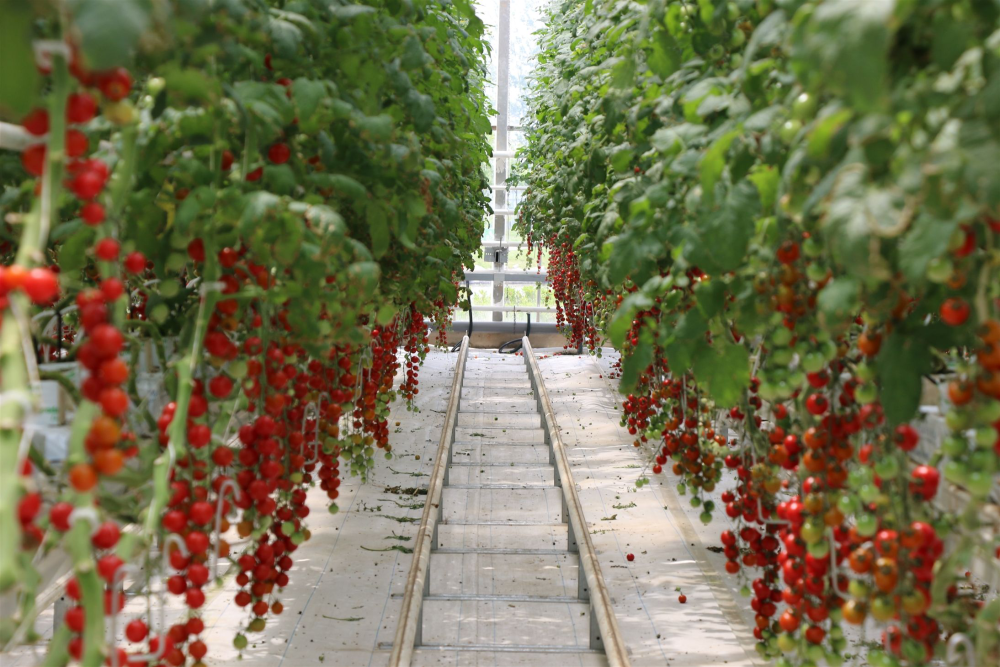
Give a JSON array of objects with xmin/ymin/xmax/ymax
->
[
  {"xmin": 514, "ymin": 1, "xmax": 999, "ymax": 666},
  {"xmin": 0, "ymin": 0, "xmax": 490, "ymax": 664}
]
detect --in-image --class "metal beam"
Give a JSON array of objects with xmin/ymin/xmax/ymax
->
[{"xmin": 492, "ymin": 0, "xmax": 511, "ymax": 323}]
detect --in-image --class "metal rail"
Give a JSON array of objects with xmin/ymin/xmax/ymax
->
[
  {"xmin": 387, "ymin": 336, "xmax": 469, "ymax": 667},
  {"xmin": 521, "ymin": 336, "xmax": 631, "ymax": 667}
]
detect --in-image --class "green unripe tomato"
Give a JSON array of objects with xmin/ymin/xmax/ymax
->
[
  {"xmin": 802, "ymin": 237, "xmax": 822, "ymax": 258},
  {"xmin": 800, "ymin": 517, "xmax": 825, "ymax": 544},
  {"xmin": 848, "ymin": 579, "xmax": 870, "ymax": 599},
  {"xmin": 771, "ymin": 326, "xmax": 794, "ymax": 347},
  {"xmin": 159, "ymin": 278, "xmax": 181, "ymax": 298},
  {"xmin": 786, "ymin": 371, "xmax": 805, "ymax": 389},
  {"xmin": 868, "ymin": 650, "xmax": 890, "ymax": 667},
  {"xmin": 791, "ymin": 92, "xmax": 817, "ymax": 120},
  {"xmin": 975, "ymin": 426, "xmax": 997, "ymax": 448},
  {"xmin": 690, "ymin": 496, "xmax": 702, "ymax": 508},
  {"xmin": 289, "ymin": 472, "xmax": 303, "ymax": 485},
  {"xmin": 699, "ymin": 511, "xmax": 713, "ymax": 524},
  {"xmin": 150, "ymin": 303, "xmax": 170, "ymax": 324},
  {"xmin": 820, "ymin": 340, "xmax": 838, "ymax": 361},
  {"xmin": 165, "ymin": 252, "xmax": 187, "ymax": 272},
  {"xmin": 779, "ymin": 119, "xmax": 803, "ymax": 144},
  {"xmin": 874, "ymin": 456, "xmax": 900, "ymax": 480},
  {"xmin": 855, "ymin": 512, "xmax": 878, "ymax": 536},
  {"xmin": 806, "ymin": 644, "xmax": 825, "ymax": 663},
  {"xmin": 976, "ymin": 399, "xmax": 1000, "ymax": 424},
  {"xmin": 801, "ymin": 351, "xmax": 826, "ymax": 374},
  {"xmin": 966, "ymin": 470, "xmax": 995, "ymax": 498},
  {"xmin": 228, "ymin": 359, "xmax": 248, "ymax": 379},
  {"xmin": 837, "ymin": 493, "xmax": 858, "ymax": 515},
  {"xmin": 943, "ymin": 460, "xmax": 967, "ymax": 485},
  {"xmin": 926, "ymin": 256, "xmax": 953, "ymax": 283},
  {"xmin": 805, "ymin": 263, "xmax": 827, "ymax": 282},
  {"xmin": 169, "ymin": 230, "xmax": 188, "ymax": 250},
  {"xmin": 770, "ymin": 347, "xmax": 794, "ymax": 367},
  {"xmin": 727, "ymin": 2, "xmax": 740, "ymax": 21},
  {"xmin": 757, "ymin": 0, "xmax": 774, "ymax": 16},
  {"xmin": 945, "ymin": 409, "xmax": 969, "ymax": 431},
  {"xmin": 291, "ymin": 531, "xmax": 305, "ymax": 546},
  {"xmin": 281, "ymin": 521, "xmax": 296, "ymax": 535},
  {"xmin": 941, "ymin": 434, "xmax": 967, "ymax": 457},
  {"xmin": 147, "ymin": 77, "xmax": 166, "ymax": 95},
  {"xmin": 855, "ymin": 362, "xmax": 876, "ymax": 382},
  {"xmin": 807, "ymin": 539, "xmax": 830, "ymax": 559},
  {"xmin": 233, "ymin": 634, "xmax": 248, "ymax": 650},
  {"xmin": 730, "ymin": 28, "xmax": 746, "ymax": 47},
  {"xmin": 855, "ymin": 383, "xmax": 877, "ymax": 405}
]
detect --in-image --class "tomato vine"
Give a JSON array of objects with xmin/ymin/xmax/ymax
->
[
  {"xmin": 514, "ymin": 1, "xmax": 1000, "ymax": 665},
  {"xmin": 0, "ymin": 0, "xmax": 490, "ymax": 664}
]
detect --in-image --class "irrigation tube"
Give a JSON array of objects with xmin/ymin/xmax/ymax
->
[
  {"xmin": 522, "ymin": 336, "xmax": 631, "ymax": 667},
  {"xmin": 387, "ymin": 336, "xmax": 469, "ymax": 667}
]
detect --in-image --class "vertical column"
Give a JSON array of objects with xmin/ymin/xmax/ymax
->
[{"xmin": 492, "ymin": 0, "xmax": 510, "ymax": 322}]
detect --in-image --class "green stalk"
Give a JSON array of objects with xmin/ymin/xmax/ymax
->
[
  {"xmin": 143, "ymin": 253, "xmax": 220, "ymax": 535},
  {"xmin": 40, "ymin": 623, "xmax": 71, "ymax": 667},
  {"xmin": 0, "ymin": 52, "xmax": 70, "ymax": 592}
]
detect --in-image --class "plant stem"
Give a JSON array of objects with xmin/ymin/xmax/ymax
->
[{"xmin": 0, "ymin": 51, "xmax": 70, "ymax": 592}]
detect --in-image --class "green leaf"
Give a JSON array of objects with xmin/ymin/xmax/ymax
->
[
  {"xmin": 647, "ymin": 30, "xmax": 681, "ymax": 79},
  {"xmin": 160, "ymin": 65, "xmax": 220, "ymax": 103},
  {"xmin": 685, "ymin": 179, "xmax": 760, "ymax": 273},
  {"xmin": 274, "ymin": 217, "xmax": 303, "ymax": 264},
  {"xmin": 793, "ymin": 0, "xmax": 896, "ymax": 111},
  {"xmin": 330, "ymin": 4, "xmax": 377, "ymax": 20},
  {"xmin": 747, "ymin": 165, "xmax": 779, "ymax": 212},
  {"xmin": 662, "ymin": 309, "xmax": 708, "ymax": 372},
  {"xmin": 694, "ymin": 279, "xmax": 726, "ymax": 319},
  {"xmin": 691, "ymin": 341, "xmax": 750, "ymax": 408},
  {"xmin": 816, "ymin": 277, "xmax": 860, "ymax": 323},
  {"xmin": 367, "ymin": 202, "xmax": 390, "ymax": 259},
  {"xmin": 241, "ymin": 192, "xmax": 283, "ymax": 232},
  {"xmin": 806, "ymin": 109, "xmax": 853, "ymax": 160},
  {"xmin": 264, "ymin": 165, "xmax": 296, "ymax": 195},
  {"xmin": 0, "ymin": 3, "xmax": 41, "ymax": 117},
  {"xmin": 401, "ymin": 35, "xmax": 430, "ymax": 69},
  {"xmin": 405, "ymin": 90, "xmax": 436, "ymax": 132},
  {"xmin": 610, "ymin": 57, "xmax": 636, "ymax": 90},
  {"xmin": 70, "ymin": 0, "xmax": 151, "ymax": 70},
  {"xmin": 58, "ymin": 226, "xmax": 97, "ymax": 273},
  {"xmin": 267, "ymin": 18, "xmax": 304, "ymax": 58},
  {"xmin": 700, "ymin": 130, "xmax": 740, "ymax": 202},
  {"xmin": 620, "ymin": 340, "xmax": 653, "ymax": 391},
  {"xmin": 376, "ymin": 304, "xmax": 398, "ymax": 326},
  {"xmin": 357, "ymin": 114, "xmax": 394, "ymax": 142},
  {"xmin": 175, "ymin": 188, "xmax": 216, "ymax": 234},
  {"xmin": 608, "ymin": 292, "xmax": 653, "ymax": 347},
  {"xmin": 898, "ymin": 212, "xmax": 960, "ymax": 285},
  {"xmin": 348, "ymin": 261, "xmax": 380, "ymax": 299},
  {"xmin": 611, "ymin": 147, "xmax": 634, "ymax": 173},
  {"xmin": 292, "ymin": 79, "xmax": 327, "ymax": 122},
  {"xmin": 311, "ymin": 173, "xmax": 367, "ymax": 200},
  {"xmin": 877, "ymin": 331, "xmax": 932, "ymax": 426}
]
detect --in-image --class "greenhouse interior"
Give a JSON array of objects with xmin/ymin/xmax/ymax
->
[{"xmin": 0, "ymin": 1, "xmax": 999, "ymax": 666}]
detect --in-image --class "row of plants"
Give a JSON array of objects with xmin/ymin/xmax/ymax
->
[
  {"xmin": 0, "ymin": 0, "xmax": 490, "ymax": 664},
  {"xmin": 513, "ymin": 0, "xmax": 999, "ymax": 665}
]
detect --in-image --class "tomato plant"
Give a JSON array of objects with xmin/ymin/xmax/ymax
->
[
  {"xmin": 0, "ymin": 0, "xmax": 490, "ymax": 663},
  {"xmin": 514, "ymin": 1, "xmax": 1000, "ymax": 665}
]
